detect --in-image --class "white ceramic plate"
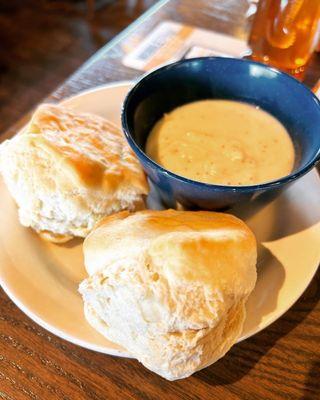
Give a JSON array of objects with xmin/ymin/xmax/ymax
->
[{"xmin": 0, "ymin": 82, "xmax": 319, "ymax": 357}]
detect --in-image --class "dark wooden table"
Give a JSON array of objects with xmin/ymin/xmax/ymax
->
[{"xmin": 1, "ymin": 1, "xmax": 319, "ymax": 399}]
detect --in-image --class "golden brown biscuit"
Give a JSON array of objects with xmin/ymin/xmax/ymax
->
[{"xmin": 0, "ymin": 104, "xmax": 148, "ymax": 242}]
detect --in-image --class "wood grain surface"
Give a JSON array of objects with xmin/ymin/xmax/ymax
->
[
  {"xmin": 0, "ymin": 0, "xmax": 157, "ymax": 135},
  {"xmin": 1, "ymin": 1, "xmax": 320, "ymax": 399}
]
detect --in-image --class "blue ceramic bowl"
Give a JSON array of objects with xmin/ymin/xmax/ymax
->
[{"xmin": 122, "ymin": 57, "xmax": 320, "ymax": 209}]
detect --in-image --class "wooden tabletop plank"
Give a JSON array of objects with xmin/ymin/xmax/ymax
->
[{"xmin": 1, "ymin": 1, "xmax": 319, "ymax": 399}]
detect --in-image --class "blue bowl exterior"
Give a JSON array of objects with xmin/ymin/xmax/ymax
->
[{"xmin": 122, "ymin": 57, "xmax": 320, "ymax": 209}]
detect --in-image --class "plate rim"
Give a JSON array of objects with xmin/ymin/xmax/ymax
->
[{"xmin": 60, "ymin": 80, "xmax": 134, "ymax": 106}]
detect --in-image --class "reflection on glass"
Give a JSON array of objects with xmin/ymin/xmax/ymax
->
[{"xmin": 249, "ymin": 0, "xmax": 320, "ymax": 75}]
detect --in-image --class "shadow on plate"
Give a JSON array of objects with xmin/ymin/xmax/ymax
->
[
  {"xmin": 195, "ymin": 269, "xmax": 320, "ymax": 387},
  {"xmin": 241, "ymin": 245, "xmax": 285, "ymax": 337},
  {"xmin": 58, "ymin": 237, "xmax": 84, "ymax": 249},
  {"xmin": 231, "ymin": 175, "xmax": 320, "ymax": 242}
]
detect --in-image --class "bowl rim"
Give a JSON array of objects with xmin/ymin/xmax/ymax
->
[{"xmin": 121, "ymin": 56, "xmax": 320, "ymax": 192}]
